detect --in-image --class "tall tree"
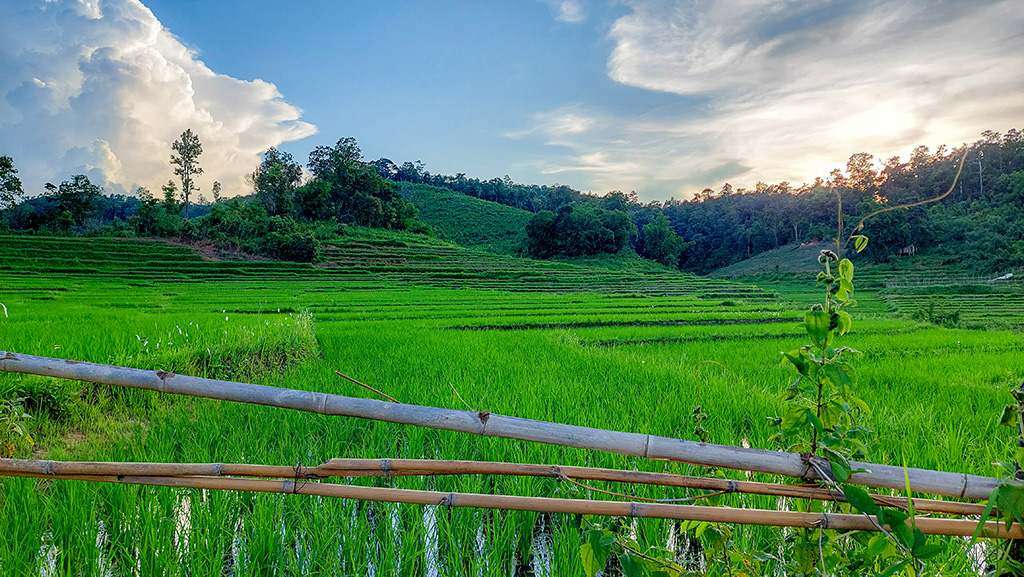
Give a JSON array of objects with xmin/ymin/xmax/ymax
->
[
  {"xmin": 0, "ymin": 155, "xmax": 23, "ymax": 210},
  {"xmin": 162, "ymin": 179, "xmax": 180, "ymax": 213},
  {"xmin": 641, "ymin": 212, "xmax": 685, "ymax": 267},
  {"xmin": 171, "ymin": 129, "xmax": 203, "ymax": 219},
  {"xmin": 251, "ymin": 147, "xmax": 302, "ymax": 216},
  {"xmin": 45, "ymin": 174, "xmax": 102, "ymax": 227},
  {"xmin": 304, "ymin": 137, "xmax": 417, "ymax": 229}
]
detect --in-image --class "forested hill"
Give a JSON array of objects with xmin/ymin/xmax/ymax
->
[
  {"xmin": 2, "ymin": 129, "xmax": 1022, "ymax": 275},
  {"xmin": 377, "ymin": 129, "xmax": 1024, "ymax": 274}
]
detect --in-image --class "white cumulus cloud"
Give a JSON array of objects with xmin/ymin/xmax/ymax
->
[
  {"xmin": 516, "ymin": 0, "xmax": 1024, "ymax": 200},
  {"xmin": 0, "ymin": 0, "xmax": 316, "ymax": 197}
]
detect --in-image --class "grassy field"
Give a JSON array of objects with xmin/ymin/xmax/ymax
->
[
  {"xmin": 1, "ymin": 232, "xmax": 1023, "ymax": 575},
  {"xmin": 715, "ymin": 242, "xmax": 1024, "ymax": 330}
]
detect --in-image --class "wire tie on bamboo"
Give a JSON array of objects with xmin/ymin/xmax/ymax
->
[
  {"xmin": 292, "ymin": 460, "xmax": 307, "ymax": 495},
  {"xmin": 440, "ymin": 492, "xmax": 456, "ymax": 507},
  {"xmin": 800, "ymin": 452, "xmax": 830, "ymax": 482},
  {"xmin": 381, "ymin": 459, "xmax": 392, "ymax": 477},
  {"xmin": 727, "ymin": 480, "xmax": 738, "ymax": 494},
  {"xmin": 43, "ymin": 460, "xmax": 54, "ymax": 476},
  {"xmin": 549, "ymin": 466, "xmax": 563, "ymax": 480},
  {"xmin": 817, "ymin": 513, "xmax": 831, "ymax": 530}
]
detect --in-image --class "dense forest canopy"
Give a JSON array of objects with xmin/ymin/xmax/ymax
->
[
  {"xmin": 1, "ymin": 129, "xmax": 1022, "ymax": 271},
  {"xmin": 377, "ymin": 129, "xmax": 1024, "ymax": 273}
]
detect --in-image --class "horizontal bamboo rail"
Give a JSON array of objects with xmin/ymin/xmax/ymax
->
[
  {"xmin": 3, "ymin": 468, "xmax": 1018, "ymax": 539},
  {"xmin": 0, "ymin": 351, "xmax": 1001, "ymax": 500},
  {"xmin": 0, "ymin": 457, "xmax": 984, "ymax": 516}
]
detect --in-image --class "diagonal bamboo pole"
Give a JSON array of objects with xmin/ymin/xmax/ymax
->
[
  {"xmin": 2, "ymin": 469, "xmax": 1018, "ymax": 539},
  {"xmin": 0, "ymin": 351, "xmax": 1001, "ymax": 500},
  {"xmin": 0, "ymin": 457, "xmax": 984, "ymax": 515}
]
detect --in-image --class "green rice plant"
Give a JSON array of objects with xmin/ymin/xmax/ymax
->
[
  {"xmin": 909, "ymin": 295, "xmax": 962, "ymax": 328},
  {"xmin": 1, "ymin": 377, "xmax": 75, "ymax": 420},
  {"xmin": 0, "ymin": 396, "xmax": 33, "ymax": 457},
  {"xmin": 3, "ymin": 230, "xmax": 1021, "ymax": 574}
]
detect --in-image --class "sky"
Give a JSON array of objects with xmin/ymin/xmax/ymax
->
[{"xmin": 1, "ymin": 0, "xmax": 1022, "ymax": 202}]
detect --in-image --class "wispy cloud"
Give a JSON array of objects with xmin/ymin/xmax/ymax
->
[
  {"xmin": 0, "ymin": 0, "xmax": 316, "ymax": 197},
  {"xmin": 516, "ymin": 0, "xmax": 1024, "ymax": 200},
  {"xmin": 539, "ymin": 0, "xmax": 586, "ymax": 23}
]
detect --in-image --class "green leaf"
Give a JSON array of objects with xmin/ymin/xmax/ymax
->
[
  {"xmin": 842, "ymin": 484, "xmax": 879, "ymax": 515},
  {"xmin": 830, "ymin": 459, "xmax": 849, "ymax": 482},
  {"xmin": 912, "ymin": 528, "xmax": 925, "ymax": 551},
  {"xmin": 579, "ymin": 543, "xmax": 600, "ymax": 577},
  {"xmin": 878, "ymin": 508, "xmax": 914, "ymax": 549},
  {"xmin": 693, "ymin": 521, "xmax": 709, "ymax": 538},
  {"xmin": 836, "ymin": 310, "xmax": 852, "ymax": 335},
  {"xmin": 619, "ymin": 553, "xmax": 645, "ymax": 577},
  {"xmin": 822, "ymin": 448, "xmax": 852, "ymax": 482},
  {"xmin": 849, "ymin": 395, "xmax": 871, "ymax": 415},
  {"xmin": 838, "ymin": 259, "xmax": 854, "ymax": 281},
  {"xmin": 805, "ymin": 310, "xmax": 831, "ymax": 348},
  {"xmin": 912, "ymin": 543, "xmax": 944, "ymax": 560},
  {"xmin": 877, "ymin": 559, "xmax": 910, "ymax": 577},
  {"xmin": 807, "ymin": 411, "xmax": 823, "ymax": 433},
  {"xmin": 878, "ymin": 507, "xmax": 908, "ymax": 526},
  {"xmin": 581, "ymin": 530, "xmax": 612, "ymax": 577},
  {"xmin": 851, "ymin": 234, "xmax": 868, "ymax": 253},
  {"xmin": 781, "ymin": 349, "xmax": 809, "ymax": 376},
  {"xmin": 864, "ymin": 534, "xmax": 889, "ymax": 558},
  {"xmin": 996, "ymin": 483, "xmax": 1024, "ymax": 530},
  {"xmin": 781, "ymin": 405, "xmax": 811, "ymax": 435},
  {"xmin": 1000, "ymin": 404, "xmax": 1019, "ymax": 426},
  {"xmin": 824, "ymin": 364, "xmax": 852, "ymax": 387}
]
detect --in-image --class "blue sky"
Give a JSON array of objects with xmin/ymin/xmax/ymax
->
[
  {"xmin": 142, "ymin": 0, "xmax": 671, "ymax": 185},
  {"xmin": 2, "ymin": 0, "xmax": 1022, "ymax": 201}
]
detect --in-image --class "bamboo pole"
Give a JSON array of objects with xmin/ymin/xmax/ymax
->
[
  {"xmin": 0, "ymin": 351, "xmax": 1001, "ymax": 499},
  {"xmin": 0, "ymin": 457, "xmax": 984, "ymax": 516},
  {"xmin": 2, "ymin": 469, "xmax": 1018, "ymax": 539}
]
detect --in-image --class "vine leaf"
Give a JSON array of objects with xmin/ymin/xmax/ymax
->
[
  {"xmin": 996, "ymin": 484, "xmax": 1024, "ymax": 530},
  {"xmin": 804, "ymin": 310, "xmax": 831, "ymax": 348},
  {"xmin": 580, "ymin": 529, "xmax": 613, "ymax": 577},
  {"xmin": 851, "ymin": 234, "xmax": 868, "ymax": 253},
  {"xmin": 619, "ymin": 553, "xmax": 645, "ymax": 577},
  {"xmin": 842, "ymin": 484, "xmax": 879, "ymax": 516}
]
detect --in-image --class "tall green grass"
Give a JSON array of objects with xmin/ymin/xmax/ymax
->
[{"xmin": 0, "ymin": 235, "xmax": 1021, "ymax": 574}]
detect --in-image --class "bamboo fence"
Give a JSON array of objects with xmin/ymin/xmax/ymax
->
[
  {"xmin": 0, "ymin": 457, "xmax": 985, "ymax": 516},
  {"xmin": 1, "ymin": 460, "xmax": 1015, "ymax": 539},
  {"xmin": 0, "ymin": 351, "xmax": 1001, "ymax": 500}
]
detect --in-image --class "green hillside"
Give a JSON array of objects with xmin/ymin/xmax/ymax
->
[
  {"xmin": 0, "ymin": 231, "xmax": 779, "ymax": 302},
  {"xmin": 712, "ymin": 241, "xmax": 1024, "ymax": 329},
  {"xmin": 709, "ymin": 242, "xmax": 838, "ymax": 277},
  {"xmin": 398, "ymin": 182, "xmax": 531, "ymax": 255}
]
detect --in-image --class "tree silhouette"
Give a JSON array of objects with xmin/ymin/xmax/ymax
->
[{"xmin": 171, "ymin": 129, "xmax": 203, "ymax": 219}]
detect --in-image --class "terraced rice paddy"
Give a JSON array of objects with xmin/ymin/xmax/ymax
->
[{"xmin": 1, "ymin": 232, "xmax": 1023, "ymax": 575}]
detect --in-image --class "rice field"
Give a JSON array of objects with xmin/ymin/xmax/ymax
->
[{"xmin": 1, "ymin": 231, "xmax": 1023, "ymax": 575}]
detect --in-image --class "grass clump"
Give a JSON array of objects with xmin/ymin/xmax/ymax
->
[{"xmin": 142, "ymin": 310, "xmax": 319, "ymax": 382}]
